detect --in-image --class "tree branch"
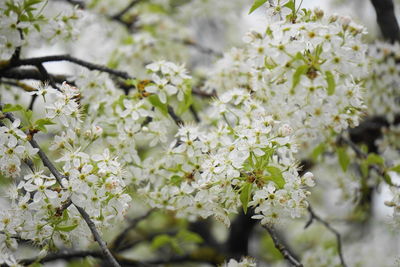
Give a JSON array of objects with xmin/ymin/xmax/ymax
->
[
  {"xmin": 305, "ymin": 205, "xmax": 347, "ymax": 267},
  {"xmin": 370, "ymin": 0, "xmax": 400, "ymax": 43},
  {"xmin": 20, "ymin": 250, "xmax": 104, "ymax": 265},
  {"xmin": 262, "ymin": 225, "xmax": 303, "ymax": 267},
  {"xmin": 2, "ymin": 55, "xmax": 133, "ymax": 80},
  {"xmin": 111, "ymin": 0, "xmax": 143, "ymax": 20},
  {"xmin": 0, "ymin": 68, "xmax": 70, "ymax": 83}
]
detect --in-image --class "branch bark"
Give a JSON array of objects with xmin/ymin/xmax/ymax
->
[
  {"xmin": 370, "ymin": 0, "xmax": 400, "ymax": 42},
  {"xmin": 2, "ymin": 55, "xmax": 133, "ymax": 80}
]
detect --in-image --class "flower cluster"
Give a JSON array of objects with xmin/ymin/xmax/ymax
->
[
  {"xmin": 140, "ymin": 93, "xmax": 314, "ymax": 226},
  {"xmin": 34, "ymin": 82, "xmax": 82, "ymax": 127},
  {"xmin": 0, "ymin": 118, "xmax": 38, "ymax": 178},
  {"xmin": 0, "ymin": 0, "xmax": 82, "ymax": 61},
  {"xmin": 222, "ymin": 257, "xmax": 256, "ymax": 267},
  {"xmin": 205, "ymin": 8, "xmax": 368, "ymax": 150},
  {"xmin": 146, "ymin": 60, "xmax": 191, "ymax": 104},
  {"xmin": 0, "ymin": 85, "xmax": 131, "ymax": 262},
  {"xmin": 385, "ymin": 186, "xmax": 400, "ymax": 228},
  {"xmin": 364, "ymin": 42, "xmax": 400, "ymax": 123}
]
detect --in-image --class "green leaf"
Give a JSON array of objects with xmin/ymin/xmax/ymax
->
[
  {"xmin": 240, "ymin": 183, "xmax": 252, "ymax": 214},
  {"xmin": 311, "ymin": 143, "xmax": 326, "ymax": 161},
  {"xmin": 360, "ymin": 161, "xmax": 369, "ymax": 178},
  {"xmin": 170, "ymin": 175, "xmax": 182, "ymax": 186},
  {"xmin": 152, "ymin": 234, "xmax": 172, "ymax": 250},
  {"xmin": 148, "ymin": 94, "xmax": 168, "ymax": 116},
  {"xmin": 366, "ymin": 153, "xmax": 384, "ymax": 166},
  {"xmin": 291, "ymin": 65, "xmax": 308, "ymax": 92},
  {"xmin": 34, "ymin": 118, "xmax": 55, "ymax": 133},
  {"xmin": 284, "ymin": 0, "xmax": 295, "ymax": 13},
  {"xmin": 177, "ymin": 88, "xmax": 193, "ymax": 115},
  {"xmin": 389, "ymin": 165, "xmax": 400, "ymax": 173},
  {"xmin": 325, "ymin": 71, "xmax": 335, "ymax": 95},
  {"xmin": 383, "ymin": 173, "xmax": 393, "ymax": 186},
  {"xmin": 337, "ymin": 147, "xmax": 350, "ymax": 172},
  {"xmin": 151, "ymin": 234, "xmax": 183, "ymax": 254},
  {"xmin": 265, "ymin": 166, "xmax": 285, "ymax": 189},
  {"xmin": 249, "ymin": 0, "xmax": 268, "ymax": 14},
  {"xmin": 177, "ymin": 229, "xmax": 203, "ymax": 244},
  {"xmin": 55, "ymin": 224, "xmax": 78, "ymax": 232},
  {"xmin": 2, "ymin": 104, "xmax": 24, "ymax": 112}
]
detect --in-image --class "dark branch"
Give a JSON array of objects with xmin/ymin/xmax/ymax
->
[
  {"xmin": 167, "ymin": 105, "xmax": 184, "ymax": 126},
  {"xmin": 2, "ymin": 55, "xmax": 133, "ymax": 80},
  {"xmin": 262, "ymin": 225, "xmax": 303, "ymax": 267},
  {"xmin": 225, "ymin": 210, "xmax": 257, "ymax": 258},
  {"xmin": 20, "ymin": 250, "xmax": 104, "ymax": 265},
  {"xmin": 189, "ymin": 105, "xmax": 200, "ymax": 123},
  {"xmin": 0, "ymin": 68, "xmax": 70, "ymax": 83},
  {"xmin": 181, "ymin": 39, "xmax": 223, "ymax": 57},
  {"xmin": 192, "ymin": 88, "xmax": 217, "ymax": 98},
  {"xmin": 370, "ymin": 0, "xmax": 400, "ymax": 43},
  {"xmin": 74, "ymin": 205, "xmax": 121, "ymax": 267},
  {"xmin": 112, "ymin": 0, "xmax": 142, "ymax": 20},
  {"xmin": 306, "ymin": 206, "xmax": 347, "ymax": 267}
]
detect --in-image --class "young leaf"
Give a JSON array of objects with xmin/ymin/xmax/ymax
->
[
  {"xmin": 152, "ymin": 234, "xmax": 173, "ymax": 250},
  {"xmin": 177, "ymin": 229, "xmax": 203, "ymax": 244},
  {"xmin": 2, "ymin": 104, "xmax": 24, "ymax": 112},
  {"xmin": 265, "ymin": 166, "xmax": 285, "ymax": 189},
  {"xmin": 249, "ymin": 0, "xmax": 268, "ymax": 14},
  {"xmin": 34, "ymin": 118, "xmax": 55, "ymax": 133},
  {"xmin": 148, "ymin": 94, "xmax": 168, "ymax": 116},
  {"xmin": 325, "ymin": 71, "xmax": 335, "ymax": 95},
  {"xmin": 311, "ymin": 143, "xmax": 326, "ymax": 161},
  {"xmin": 337, "ymin": 147, "xmax": 350, "ymax": 172},
  {"xmin": 240, "ymin": 182, "xmax": 252, "ymax": 214},
  {"xmin": 366, "ymin": 153, "xmax": 385, "ymax": 166},
  {"xmin": 55, "ymin": 224, "xmax": 78, "ymax": 232},
  {"xmin": 389, "ymin": 165, "xmax": 400, "ymax": 173},
  {"xmin": 291, "ymin": 65, "xmax": 308, "ymax": 92},
  {"xmin": 383, "ymin": 172, "xmax": 393, "ymax": 186},
  {"xmin": 177, "ymin": 89, "xmax": 193, "ymax": 115}
]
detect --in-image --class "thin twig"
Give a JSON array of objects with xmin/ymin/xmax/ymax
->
[
  {"xmin": 110, "ymin": 209, "xmax": 154, "ymax": 251},
  {"xmin": 180, "ymin": 39, "xmax": 223, "ymax": 57},
  {"xmin": 167, "ymin": 105, "xmax": 184, "ymax": 126},
  {"xmin": 189, "ymin": 105, "xmax": 200, "ymax": 123},
  {"xmin": 306, "ymin": 205, "xmax": 347, "ymax": 267},
  {"xmin": 339, "ymin": 136, "xmax": 400, "ymax": 187},
  {"xmin": 262, "ymin": 225, "xmax": 303, "ymax": 267}
]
